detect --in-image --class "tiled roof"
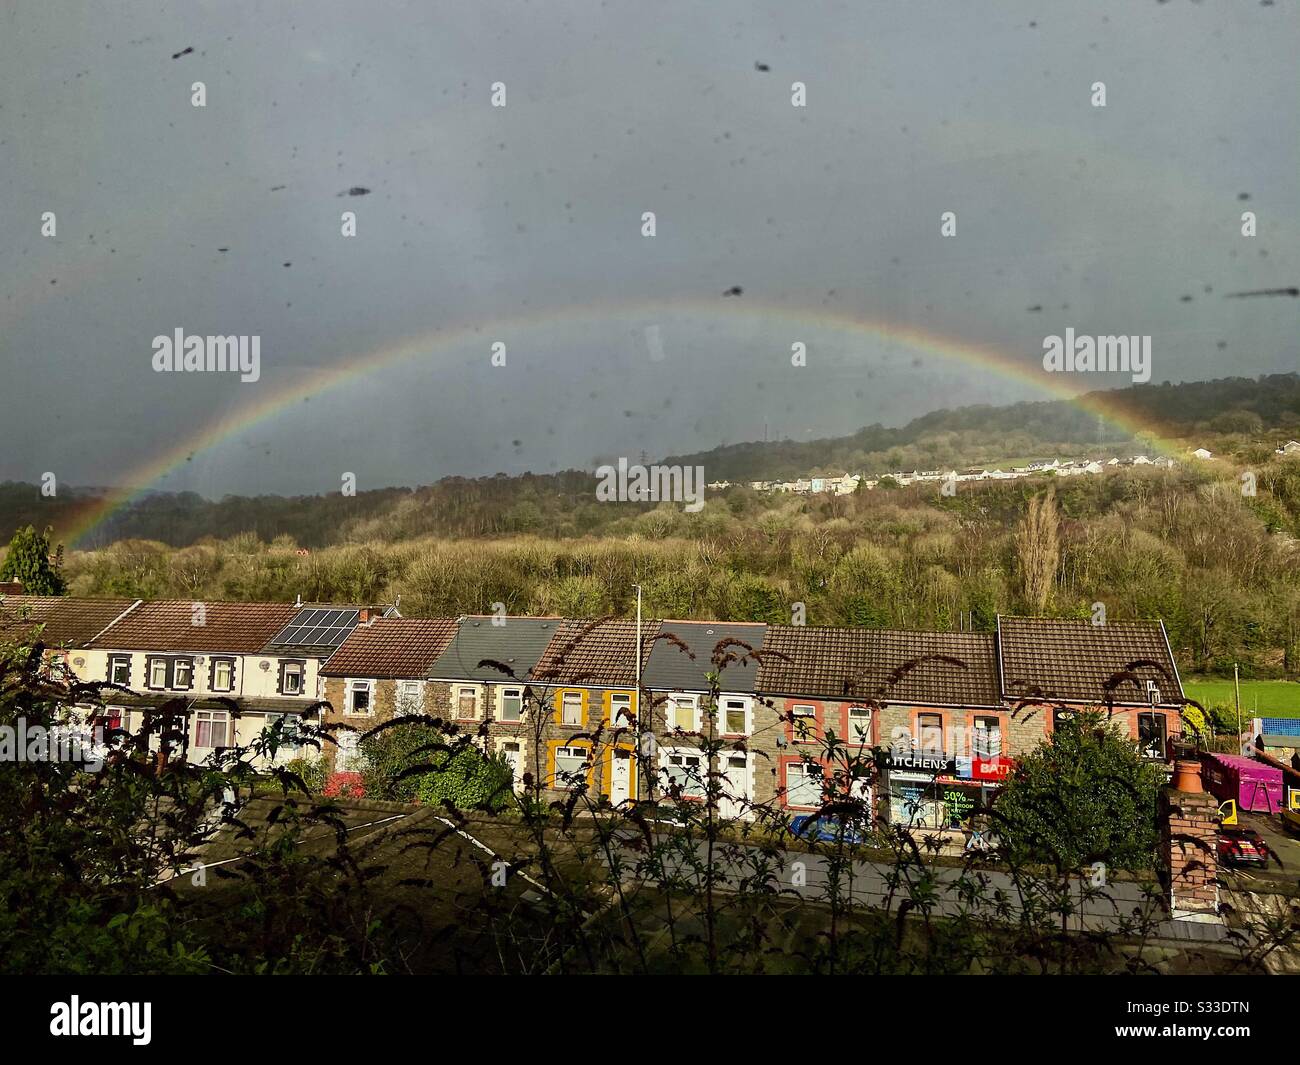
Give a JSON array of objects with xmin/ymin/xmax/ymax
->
[
  {"xmin": 997, "ymin": 616, "xmax": 1183, "ymax": 707},
  {"xmin": 758, "ymin": 625, "xmax": 1000, "ymax": 706},
  {"xmin": 322, "ymin": 618, "xmax": 460, "ymax": 678},
  {"xmin": 427, "ymin": 616, "xmax": 563, "ymax": 684},
  {"xmin": 532, "ymin": 617, "xmax": 663, "ymax": 688},
  {"xmin": 643, "ymin": 621, "xmax": 767, "ymax": 693},
  {"xmin": 88, "ymin": 600, "xmax": 298, "ymax": 654},
  {"xmin": 0, "ymin": 595, "xmax": 138, "ymax": 648}
]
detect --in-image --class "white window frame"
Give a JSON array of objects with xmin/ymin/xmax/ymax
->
[
  {"xmin": 719, "ymin": 695, "xmax": 752, "ymax": 737},
  {"xmin": 553, "ymin": 744, "xmax": 589, "ymax": 789},
  {"xmin": 108, "ymin": 655, "xmax": 131, "ymax": 687},
  {"xmin": 791, "ymin": 703, "xmax": 817, "ymax": 744},
  {"xmin": 667, "ymin": 694, "xmax": 700, "ymax": 733},
  {"xmin": 498, "ymin": 685, "xmax": 524, "ymax": 723},
  {"xmin": 609, "ymin": 691, "xmax": 633, "ymax": 726},
  {"xmin": 785, "ymin": 759, "xmax": 824, "ymax": 810},
  {"xmin": 847, "ymin": 705, "xmax": 872, "ymax": 744},
  {"xmin": 560, "ymin": 691, "xmax": 583, "ymax": 726},
  {"xmin": 263, "ymin": 712, "xmax": 303, "ymax": 758},
  {"xmin": 455, "ymin": 685, "xmax": 480, "ymax": 720},
  {"xmin": 211, "ymin": 657, "xmax": 235, "ymax": 693},
  {"xmin": 172, "ymin": 658, "xmax": 194, "ymax": 690},
  {"xmin": 346, "ymin": 678, "xmax": 375, "ymax": 716},
  {"xmin": 147, "ymin": 657, "xmax": 169, "ymax": 690},
  {"xmin": 193, "ymin": 709, "xmax": 231, "ymax": 751},
  {"xmin": 661, "ymin": 746, "xmax": 706, "ymax": 800},
  {"xmin": 395, "ymin": 679, "xmax": 424, "ymax": 716},
  {"xmin": 280, "ymin": 661, "xmax": 305, "ymax": 696}
]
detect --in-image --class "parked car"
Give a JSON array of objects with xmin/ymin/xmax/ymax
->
[
  {"xmin": 1217, "ymin": 827, "xmax": 1268, "ymax": 867},
  {"xmin": 789, "ymin": 814, "xmax": 869, "ymax": 844}
]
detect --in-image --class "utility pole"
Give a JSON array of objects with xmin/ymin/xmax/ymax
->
[
  {"xmin": 633, "ymin": 583, "xmax": 648, "ymax": 802},
  {"xmin": 1234, "ymin": 662, "xmax": 1242, "ymax": 741}
]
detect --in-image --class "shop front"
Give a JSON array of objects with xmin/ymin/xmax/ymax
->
[{"xmin": 881, "ymin": 750, "xmax": 1015, "ymax": 831}]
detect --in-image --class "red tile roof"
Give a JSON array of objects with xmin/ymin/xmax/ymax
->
[
  {"xmin": 88, "ymin": 600, "xmax": 298, "ymax": 653},
  {"xmin": 533, "ymin": 617, "xmax": 663, "ymax": 688},
  {"xmin": 758, "ymin": 625, "xmax": 1001, "ymax": 707},
  {"xmin": 322, "ymin": 617, "xmax": 460, "ymax": 678},
  {"xmin": 997, "ymin": 616, "xmax": 1183, "ymax": 706},
  {"xmin": 0, "ymin": 595, "xmax": 138, "ymax": 648}
]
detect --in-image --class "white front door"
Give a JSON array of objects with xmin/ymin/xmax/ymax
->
[
  {"xmin": 609, "ymin": 749, "xmax": 632, "ymax": 806},
  {"xmin": 500, "ymin": 741, "xmax": 523, "ymax": 792},
  {"xmin": 720, "ymin": 753, "xmax": 751, "ymax": 820}
]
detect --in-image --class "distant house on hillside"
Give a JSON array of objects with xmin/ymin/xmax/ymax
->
[
  {"xmin": 1191, "ymin": 448, "xmax": 1213, "ymax": 460},
  {"xmin": 1275, "ymin": 440, "xmax": 1300, "ymax": 455}
]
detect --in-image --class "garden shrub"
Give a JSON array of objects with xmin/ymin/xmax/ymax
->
[
  {"xmin": 415, "ymin": 747, "xmax": 514, "ymax": 812},
  {"xmin": 358, "ymin": 722, "xmax": 445, "ymax": 802},
  {"xmin": 285, "ymin": 755, "xmax": 328, "ymax": 794}
]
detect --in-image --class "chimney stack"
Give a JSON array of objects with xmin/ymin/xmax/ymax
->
[{"xmin": 1159, "ymin": 759, "xmax": 1222, "ymax": 923}]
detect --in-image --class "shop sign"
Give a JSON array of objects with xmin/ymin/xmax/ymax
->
[
  {"xmin": 972, "ymin": 755, "xmax": 1015, "ymax": 782},
  {"xmin": 881, "ymin": 749, "xmax": 956, "ymax": 775}
]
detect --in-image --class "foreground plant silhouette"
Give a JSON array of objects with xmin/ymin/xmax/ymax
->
[{"xmin": 2, "ymin": 618, "xmax": 1296, "ymax": 975}]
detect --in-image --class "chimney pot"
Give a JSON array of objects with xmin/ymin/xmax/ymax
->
[{"xmin": 1172, "ymin": 758, "xmax": 1203, "ymax": 793}]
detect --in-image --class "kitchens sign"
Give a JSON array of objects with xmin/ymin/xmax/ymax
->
[{"xmin": 879, "ymin": 749, "xmax": 956, "ymax": 775}]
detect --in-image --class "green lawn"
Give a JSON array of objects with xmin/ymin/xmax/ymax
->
[{"xmin": 1183, "ymin": 677, "xmax": 1300, "ymax": 719}]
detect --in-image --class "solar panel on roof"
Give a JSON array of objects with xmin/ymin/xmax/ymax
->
[{"xmin": 268, "ymin": 608, "xmax": 359, "ymax": 648}]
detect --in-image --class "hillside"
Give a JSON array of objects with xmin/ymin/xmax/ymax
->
[{"xmin": 2, "ymin": 373, "xmax": 1298, "ymax": 550}]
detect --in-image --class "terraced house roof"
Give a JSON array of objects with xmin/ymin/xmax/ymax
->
[
  {"xmin": 532, "ymin": 617, "xmax": 663, "ymax": 688},
  {"xmin": 996, "ymin": 616, "xmax": 1183, "ymax": 707},
  {"xmin": 323, "ymin": 617, "xmax": 460, "ymax": 678},
  {"xmin": 758, "ymin": 625, "xmax": 1001, "ymax": 707},
  {"xmin": 427, "ymin": 616, "xmax": 563, "ymax": 684},
  {"xmin": 0, "ymin": 595, "xmax": 139, "ymax": 648},
  {"xmin": 642, "ymin": 620, "xmax": 767, "ymax": 693},
  {"xmin": 88, "ymin": 600, "xmax": 298, "ymax": 654}
]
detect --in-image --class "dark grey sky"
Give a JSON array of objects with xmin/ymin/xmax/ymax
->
[{"xmin": 2, "ymin": 1, "xmax": 1296, "ymax": 496}]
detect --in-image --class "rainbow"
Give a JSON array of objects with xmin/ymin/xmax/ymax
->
[{"xmin": 59, "ymin": 299, "xmax": 1183, "ymax": 548}]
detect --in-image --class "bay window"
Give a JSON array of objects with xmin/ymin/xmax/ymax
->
[{"xmin": 194, "ymin": 709, "xmax": 231, "ymax": 750}]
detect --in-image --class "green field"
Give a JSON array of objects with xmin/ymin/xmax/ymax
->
[{"xmin": 1183, "ymin": 677, "xmax": 1300, "ymax": 719}]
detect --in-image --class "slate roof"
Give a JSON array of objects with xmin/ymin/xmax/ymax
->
[
  {"xmin": 532, "ymin": 617, "xmax": 663, "ymax": 688},
  {"xmin": 427, "ymin": 616, "xmax": 563, "ymax": 684},
  {"xmin": 88, "ymin": 600, "xmax": 298, "ymax": 654},
  {"xmin": 758, "ymin": 625, "xmax": 1001, "ymax": 707},
  {"xmin": 997, "ymin": 616, "xmax": 1183, "ymax": 707},
  {"xmin": 0, "ymin": 595, "xmax": 139, "ymax": 648},
  {"xmin": 642, "ymin": 620, "xmax": 767, "ymax": 693},
  {"xmin": 322, "ymin": 617, "xmax": 460, "ymax": 678}
]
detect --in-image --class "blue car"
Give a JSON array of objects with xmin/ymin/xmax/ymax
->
[{"xmin": 789, "ymin": 814, "xmax": 869, "ymax": 844}]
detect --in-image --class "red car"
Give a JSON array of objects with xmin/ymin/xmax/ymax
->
[{"xmin": 1217, "ymin": 828, "xmax": 1269, "ymax": 867}]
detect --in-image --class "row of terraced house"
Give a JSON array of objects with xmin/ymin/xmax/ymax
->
[{"xmin": 1, "ymin": 594, "xmax": 1186, "ymax": 832}]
